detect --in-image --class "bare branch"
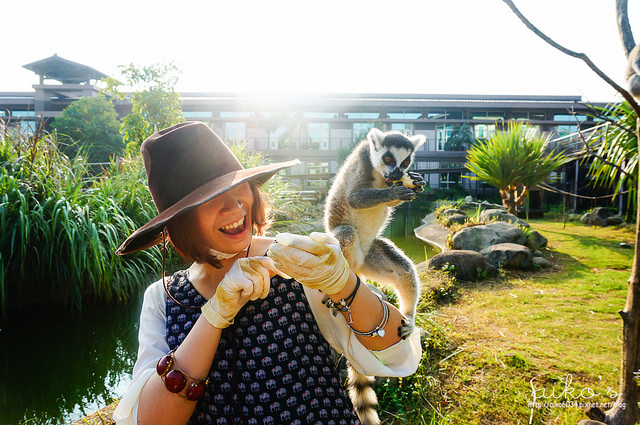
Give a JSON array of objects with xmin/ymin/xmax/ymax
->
[
  {"xmin": 617, "ymin": 0, "xmax": 636, "ymax": 57},
  {"xmin": 502, "ymin": 0, "xmax": 640, "ymax": 117}
]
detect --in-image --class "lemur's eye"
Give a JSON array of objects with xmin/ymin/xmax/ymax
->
[
  {"xmin": 401, "ymin": 159, "xmax": 411, "ymax": 168},
  {"xmin": 383, "ymin": 156, "xmax": 394, "ymax": 165}
]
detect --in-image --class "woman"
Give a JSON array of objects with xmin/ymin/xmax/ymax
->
[{"xmin": 113, "ymin": 122, "xmax": 421, "ymax": 425}]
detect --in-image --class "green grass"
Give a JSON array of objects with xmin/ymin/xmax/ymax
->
[{"xmin": 378, "ymin": 218, "xmax": 634, "ymax": 425}]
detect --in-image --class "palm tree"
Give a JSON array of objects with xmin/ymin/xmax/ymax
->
[{"xmin": 465, "ymin": 121, "xmax": 569, "ymax": 215}]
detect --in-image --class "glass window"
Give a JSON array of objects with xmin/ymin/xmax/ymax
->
[
  {"xmin": 220, "ymin": 112, "xmax": 254, "ymax": 118},
  {"xmin": 307, "ymin": 162, "xmax": 329, "ymax": 175},
  {"xmin": 345, "ymin": 112, "xmax": 379, "ymax": 119},
  {"xmin": 440, "ymin": 171, "xmax": 461, "ymax": 189},
  {"xmin": 307, "ymin": 122, "xmax": 329, "ymax": 150},
  {"xmin": 12, "ymin": 110, "xmax": 35, "ymax": 117},
  {"xmin": 553, "ymin": 114, "xmax": 587, "ymax": 122},
  {"xmin": 556, "ymin": 125, "xmax": 579, "ymax": 138},
  {"xmin": 530, "ymin": 113, "xmax": 546, "ymax": 120},
  {"xmin": 303, "ymin": 112, "xmax": 338, "ymax": 119},
  {"xmin": 269, "ymin": 125, "xmax": 289, "ymax": 150},
  {"xmin": 391, "ymin": 123, "xmax": 412, "ymax": 135},
  {"xmin": 426, "ymin": 111, "xmax": 446, "ymax": 119},
  {"xmin": 512, "ymin": 112, "xmax": 529, "ymax": 120},
  {"xmin": 225, "ymin": 122, "xmax": 246, "ymax": 140},
  {"xmin": 436, "ymin": 124, "xmax": 453, "ymax": 151},
  {"xmin": 474, "ymin": 124, "xmax": 496, "ymax": 140},
  {"xmin": 183, "ymin": 111, "xmax": 213, "ymax": 118},
  {"xmin": 353, "ymin": 123, "xmax": 371, "ymax": 142},
  {"xmin": 305, "ymin": 162, "xmax": 329, "ymax": 190},
  {"xmin": 471, "ymin": 111, "xmax": 505, "ymax": 121},
  {"xmin": 387, "ymin": 112, "xmax": 422, "ymax": 120}
]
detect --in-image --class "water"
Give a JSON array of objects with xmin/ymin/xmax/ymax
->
[
  {"xmin": 0, "ymin": 301, "xmax": 141, "ymax": 425},
  {"xmin": 0, "ymin": 210, "xmax": 439, "ymax": 425}
]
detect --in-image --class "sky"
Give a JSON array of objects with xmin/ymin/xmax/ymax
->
[{"xmin": 1, "ymin": 0, "xmax": 638, "ymax": 103}]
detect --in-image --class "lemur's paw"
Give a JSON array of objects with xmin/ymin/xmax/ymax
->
[{"xmin": 398, "ymin": 317, "xmax": 415, "ymax": 339}]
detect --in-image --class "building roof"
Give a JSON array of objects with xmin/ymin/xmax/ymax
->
[{"xmin": 23, "ymin": 54, "xmax": 108, "ymax": 84}]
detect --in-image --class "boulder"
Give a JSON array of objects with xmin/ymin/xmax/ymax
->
[
  {"xmin": 481, "ymin": 243, "xmax": 532, "ymax": 269},
  {"xmin": 443, "ymin": 213, "xmax": 467, "ymax": 226},
  {"xmin": 451, "ymin": 222, "xmax": 527, "ymax": 252},
  {"xmin": 428, "ymin": 250, "xmax": 498, "ymax": 281},
  {"xmin": 532, "ymin": 256, "xmax": 552, "ymax": 269},
  {"xmin": 528, "ymin": 230, "xmax": 548, "ymax": 250},
  {"xmin": 580, "ymin": 212, "xmax": 592, "ymax": 224},
  {"xmin": 592, "ymin": 207, "xmax": 615, "ymax": 226},
  {"xmin": 441, "ymin": 208, "xmax": 465, "ymax": 217},
  {"xmin": 479, "ymin": 208, "xmax": 530, "ymax": 228},
  {"xmin": 606, "ymin": 215, "xmax": 624, "ymax": 226}
]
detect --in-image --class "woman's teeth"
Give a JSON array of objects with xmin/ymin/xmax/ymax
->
[{"xmin": 220, "ymin": 217, "xmax": 245, "ymax": 234}]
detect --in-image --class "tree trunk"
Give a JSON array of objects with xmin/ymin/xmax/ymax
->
[
  {"xmin": 598, "ymin": 118, "xmax": 640, "ymax": 424},
  {"xmin": 499, "ymin": 187, "xmax": 518, "ymax": 215}
]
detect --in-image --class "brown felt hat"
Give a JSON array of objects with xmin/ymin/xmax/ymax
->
[{"xmin": 116, "ymin": 121, "xmax": 300, "ymax": 255}]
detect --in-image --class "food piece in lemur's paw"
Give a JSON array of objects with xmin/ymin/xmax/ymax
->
[{"xmin": 385, "ymin": 173, "xmax": 417, "ymax": 188}]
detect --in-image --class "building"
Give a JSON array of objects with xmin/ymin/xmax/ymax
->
[{"xmin": 0, "ymin": 55, "xmax": 606, "ymax": 200}]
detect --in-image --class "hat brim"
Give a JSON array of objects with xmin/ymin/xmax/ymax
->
[{"xmin": 116, "ymin": 159, "xmax": 300, "ymax": 255}]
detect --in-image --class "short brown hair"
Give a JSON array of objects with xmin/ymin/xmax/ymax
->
[{"xmin": 166, "ymin": 181, "xmax": 270, "ymax": 268}]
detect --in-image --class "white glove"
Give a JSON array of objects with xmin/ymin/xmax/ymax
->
[
  {"xmin": 267, "ymin": 232, "xmax": 350, "ymax": 295},
  {"xmin": 201, "ymin": 257, "xmax": 277, "ymax": 329}
]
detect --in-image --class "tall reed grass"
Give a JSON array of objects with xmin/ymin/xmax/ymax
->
[{"xmin": 0, "ymin": 123, "xmax": 160, "ymax": 318}]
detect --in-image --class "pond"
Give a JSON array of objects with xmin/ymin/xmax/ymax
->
[{"xmin": 0, "ymin": 212, "xmax": 439, "ymax": 425}]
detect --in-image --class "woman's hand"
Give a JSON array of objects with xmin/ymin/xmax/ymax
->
[
  {"xmin": 267, "ymin": 232, "xmax": 350, "ymax": 295},
  {"xmin": 201, "ymin": 257, "xmax": 277, "ymax": 328}
]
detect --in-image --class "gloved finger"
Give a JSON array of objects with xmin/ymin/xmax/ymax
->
[
  {"xmin": 274, "ymin": 233, "xmax": 331, "ymax": 255},
  {"xmin": 240, "ymin": 261, "xmax": 271, "ymax": 301},
  {"xmin": 268, "ymin": 243, "xmax": 327, "ymax": 268},
  {"xmin": 248, "ymin": 257, "xmax": 276, "ymax": 299},
  {"xmin": 309, "ymin": 232, "xmax": 340, "ymax": 246}
]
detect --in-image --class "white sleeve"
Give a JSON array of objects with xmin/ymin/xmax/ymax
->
[
  {"xmin": 113, "ymin": 280, "xmax": 168, "ymax": 425},
  {"xmin": 304, "ymin": 286, "xmax": 422, "ymax": 377}
]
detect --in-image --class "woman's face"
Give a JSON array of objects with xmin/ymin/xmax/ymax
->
[{"xmin": 192, "ymin": 183, "xmax": 255, "ymax": 255}]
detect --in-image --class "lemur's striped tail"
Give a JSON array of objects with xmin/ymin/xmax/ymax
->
[{"xmin": 347, "ymin": 364, "xmax": 380, "ymax": 425}]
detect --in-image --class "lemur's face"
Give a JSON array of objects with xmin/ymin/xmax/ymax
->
[{"xmin": 367, "ymin": 129, "xmax": 426, "ymax": 186}]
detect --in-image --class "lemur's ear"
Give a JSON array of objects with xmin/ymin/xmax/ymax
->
[
  {"xmin": 409, "ymin": 134, "xmax": 426, "ymax": 149},
  {"xmin": 367, "ymin": 128, "xmax": 385, "ymax": 151}
]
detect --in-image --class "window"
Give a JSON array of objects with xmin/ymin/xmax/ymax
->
[
  {"xmin": 220, "ymin": 111, "xmax": 254, "ymax": 118},
  {"xmin": 426, "ymin": 111, "xmax": 446, "ymax": 119},
  {"xmin": 530, "ymin": 113, "xmax": 546, "ymax": 120},
  {"xmin": 440, "ymin": 171, "xmax": 461, "ymax": 189},
  {"xmin": 352, "ymin": 123, "xmax": 371, "ymax": 142},
  {"xmin": 471, "ymin": 111, "xmax": 505, "ymax": 121},
  {"xmin": 387, "ymin": 111, "xmax": 421, "ymax": 120},
  {"xmin": 307, "ymin": 123, "xmax": 329, "ymax": 150},
  {"xmin": 345, "ymin": 112, "xmax": 379, "ymax": 119},
  {"xmin": 183, "ymin": 111, "xmax": 213, "ymax": 118},
  {"xmin": 512, "ymin": 112, "xmax": 529, "ymax": 120},
  {"xmin": 474, "ymin": 124, "xmax": 496, "ymax": 140},
  {"xmin": 303, "ymin": 112, "xmax": 338, "ymax": 119},
  {"xmin": 12, "ymin": 110, "xmax": 35, "ymax": 117},
  {"xmin": 436, "ymin": 124, "xmax": 453, "ymax": 151},
  {"xmin": 391, "ymin": 123, "xmax": 412, "ymax": 135},
  {"xmin": 225, "ymin": 122, "xmax": 246, "ymax": 140},
  {"xmin": 306, "ymin": 162, "xmax": 329, "ymax": 190},
  {"xmin": 269, "ymin": 125, "xmax": 289, "ymax": 150},
  {"xmin": 556, "ymin": 125, "xmax": 579, "ymax": 138},
  {"xmin": 553, "ymin": 114, "xmax": 587, "ymax": 122}
]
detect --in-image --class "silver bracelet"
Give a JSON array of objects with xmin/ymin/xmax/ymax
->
[{"xmin": 345, "ymin": 294, "xmax": 389, "ymax": 338}]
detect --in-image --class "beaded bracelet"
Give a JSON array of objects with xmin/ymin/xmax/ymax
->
[
  {"xmin": 156, "ymin": 350, "xmax": 210, "ymax": 401},
  {"xmin": 346, "ymin": 294, "xmax": 390, "ymax": 338},
  {"xmin": 323, "ymin": 275, "xmax": 361, "ymax": 323}
]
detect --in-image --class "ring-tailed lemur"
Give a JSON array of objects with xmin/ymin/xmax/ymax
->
[{"xmin": 324, "ymin": 127, "xmax": 426, "ymax": 425}]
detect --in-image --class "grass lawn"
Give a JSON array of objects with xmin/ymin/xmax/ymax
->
[{"xmin": 379, "ymin": 217, "xmax": 635, "ymax": 425}]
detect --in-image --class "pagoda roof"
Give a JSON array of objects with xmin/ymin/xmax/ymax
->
[{"xmin": 23, "ymin": 54, "xmax": 108, "ymax": 84}]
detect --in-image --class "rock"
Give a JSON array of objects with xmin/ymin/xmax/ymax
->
[
  {"xmin": 479, "ymin": 208, "xmax": 530, "ymax": 228},
  {"xmin": 441, "ymin": 208, "xmax": 466, "ymax": 217},
  {"xmin": 532, "ymin": 256, "xmax": 552, "ymax": 268},
  {"xmin": 451, "ymin": 222, "xmax": 527, "ymax": 252},
  {"xmin": 443, "ymin": 213, "xmax": 467, "ymax": 226},
  {"xmin": 414, "ymin": 222, "xmax": 449, "ymax": 252},
  {"xmin": 592, "ymin": 207, "xmax": 615, "ymax": 226},
  {"xmin": 580, "ymin": 212, "xmax": 592, "ymax": 224},
  {"xmin": 481, "ymin": 243, "xmax": 532, "ymax": 269},
  {"xmin": 428, "ymin": 250, "xmax": 498, "ymax": 281},
  {"xmin": 528, "ymin": 230, "xmax": 548, "ymax": 250},
  {"xmin": 606, "ymin": 215, "xmax": 624, "ymax": 226},
  {"xmin": 532, "ymin": 249, "xmax": 543, "ymax": 257}
]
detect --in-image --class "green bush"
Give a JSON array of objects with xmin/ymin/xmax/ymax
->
[{"xmin": 0, "ymin": 126, "xmax": 160, "ymax": 317}]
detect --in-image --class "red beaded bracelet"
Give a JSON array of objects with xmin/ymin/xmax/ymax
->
[{"xmin": 156, "ymin": 350, "xmax": 209, "ymax": 401}]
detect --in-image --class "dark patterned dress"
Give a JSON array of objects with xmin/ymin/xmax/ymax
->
[{"xmin": 165, "ymin": 270, "xmax": 361, "ymax": 425}]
